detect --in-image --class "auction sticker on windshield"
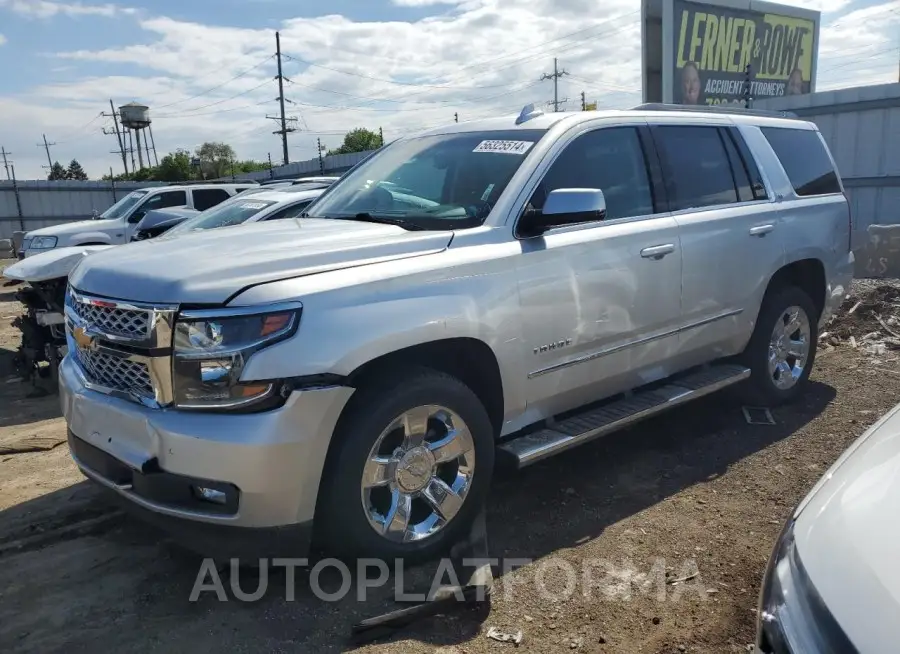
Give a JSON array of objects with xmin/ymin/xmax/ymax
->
[
  {"xmin": 473, "ymin": 140, "xmax": 534, "ymax": 155},
  {"xmin": 240, "ymin": 202, "xmax": 268, "ymax": 210}
]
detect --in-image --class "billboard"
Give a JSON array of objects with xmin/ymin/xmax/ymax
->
[{"xmin": 642, "ymin": 0, "xmax": 820, "ymax": 106}]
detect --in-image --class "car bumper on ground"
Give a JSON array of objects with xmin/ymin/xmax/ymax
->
[{"xmin": 59, "ymin": 354, "xmax": 354, "ymax": 556}]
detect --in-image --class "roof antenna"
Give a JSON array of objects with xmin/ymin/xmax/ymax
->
[{"xmin": 516, "ymin": 103, "xmax": 544, "ymax": 125}]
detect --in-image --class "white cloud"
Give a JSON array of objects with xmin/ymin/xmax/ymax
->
[
  {"xmin": 0, "ymin": 0, "xmax": 128, "ymax": 18},
  {"xmin": 3, "ymin": 0, "xmax": 899, "ymax": 179},
  {"xmin": 391, "ymin": 0, "xmax": 463, "ymax": 6},
  {"xmin": 0, "ymin": 33, "xmax": 6, "ymax": 45}
]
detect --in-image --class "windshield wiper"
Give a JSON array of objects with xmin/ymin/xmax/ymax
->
[{"xmin": 305, "ymin": 212, "xmax": 426, "ymax": 231}]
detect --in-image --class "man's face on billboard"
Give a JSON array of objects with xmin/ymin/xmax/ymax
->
[
  {"xmin": 787, "ymin": 69, "xmax": 804, "ymax": 95},
  {"xmin": 682, "ymin": 64, "xmax": 700, "ymax": 104}
]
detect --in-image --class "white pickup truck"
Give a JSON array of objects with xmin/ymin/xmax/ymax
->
[{"xmin": 20, "ymin": 183, "xmax": 254, "ymax": 257}]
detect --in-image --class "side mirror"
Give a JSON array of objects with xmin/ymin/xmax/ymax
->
[{"xmin": 518, "ymin": 188, "xmax": 607, "ymax": 237}]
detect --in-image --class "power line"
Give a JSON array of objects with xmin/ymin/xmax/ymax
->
[
  {"xmin": 282, "ymin": 52, "xmax": 512, "ymax": 90},
  {"xmin": 288, "ymin": 12, "xmax": 640, "ymax": 113},
  {"xmin": 155, "ymin": 54, "xmax": 275, "ymax": 110},
  {"xmin": 157, "ymin": 99, "xmax": 273, "ymax": 119},
  {"xmin": 155, "ymin": 78, "xmax": 273, "ymax": 117},
  {"xmin": 290, "ymin": 79, "xmax": 545, "ymax": 114}
]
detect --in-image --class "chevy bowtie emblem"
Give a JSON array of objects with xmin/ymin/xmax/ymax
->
[{"xmin": 73, "ymin": 325, "xmax": 98, "ymax": 351}]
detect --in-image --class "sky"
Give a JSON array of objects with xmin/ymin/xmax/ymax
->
[{"xmin": 0, "ymin": 0, "xmax": 897, "ymax": 179}]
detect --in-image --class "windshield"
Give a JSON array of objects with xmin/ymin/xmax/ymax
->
[
  {"xmin": 308, "ymin": 129, "xmax": 547, "ymax": 230},
  {"xmin": 165, "ymin": 198, "xmax": 277, "ymax": 236},
  {"xmin": 100, "ymin": 190, "xmax": 148, "ymax": 219}
]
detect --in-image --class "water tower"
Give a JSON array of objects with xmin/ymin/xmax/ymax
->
[{"xmin": 118, "ymin": 102, "xmax": 159, "ymax": 170}]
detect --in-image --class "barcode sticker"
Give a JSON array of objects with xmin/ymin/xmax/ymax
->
[
  {"xmin": 472, "ymin": 140, "xmax": 534, "ymax": 155},
  {"xmin": 240, "ymin": 202, "xmax": 267, "ymax": 210}
]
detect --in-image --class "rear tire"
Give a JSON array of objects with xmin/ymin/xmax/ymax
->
[
  {"xmin": 739, "ymin": 285, "xmax": 818, "ymax": 406},
  {"xmin": 317, "ymin": 367, "xmax": 495, "ymax": 561}
]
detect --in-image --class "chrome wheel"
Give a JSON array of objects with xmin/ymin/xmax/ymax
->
[
  {"xmin": 768, "ymin": 305, "xmax": 811, "ymax": 390},
  {"xmin": 360, "ymin": 405, "xmax": 476, "ymax": 543}
]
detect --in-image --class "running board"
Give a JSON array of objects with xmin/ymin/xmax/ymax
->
[{"xmin": 498, "ymin": 364, "xmax": 751, "ymax": 468}]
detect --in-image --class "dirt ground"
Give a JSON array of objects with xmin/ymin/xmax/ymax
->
[{"xmin": 2, "ymin": 260, "xmax": 899, "ymax": 654}]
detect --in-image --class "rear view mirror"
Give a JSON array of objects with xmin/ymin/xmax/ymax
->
[{"xmin": 519, "ymin": 188, "xmax": 606, "ymax": 237}]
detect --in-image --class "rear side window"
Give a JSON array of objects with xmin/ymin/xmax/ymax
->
[
  {"xmin": 652, "ymin": 126, "xmax": 738, "ymax": 211},
  {"xmin": 266, "ymin": 201, "xmax": 311, "ymax": 221},
  {"xmin": 761, "ymin": 127, "xmax": 841, "ymax": 197},
  {"xmin": 143, "ymin": 190, "xmax": 187, "ymax": 210},
  {"xmin": 722, "ymin": 128, "xmax": 768, "ymax": 201},
  {"xmin": 193, "ymin": 188, "xmax": 231, "ymax": 211}
]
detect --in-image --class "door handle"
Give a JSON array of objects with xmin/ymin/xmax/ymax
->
[
  {"xmin": 640, "ymin": 244, "xmax": 675, "ymax": 260},
  {"xmin": 749, "ymin": 224, "xmax": 775, "ymax": 237}
]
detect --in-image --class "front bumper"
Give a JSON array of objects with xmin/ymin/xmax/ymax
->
[{"xmin": 60, "ymin": 354, "xmax": 354, "ymax": 535}]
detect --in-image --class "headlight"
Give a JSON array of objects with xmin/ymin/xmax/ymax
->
[
  {"xmin": 172, "ymin": 302, "xmax": 301, "ymax": 409},
  {"xmin": 757, "ymin": 518, "xmax": 857, "ymax": 653},
  {"xmin": 30, "ymin": 236, "xmax": 58, "ymax": 249}
]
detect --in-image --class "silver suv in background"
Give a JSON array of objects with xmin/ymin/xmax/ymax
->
[{"xmin": 59, "ymin": 104, "xmax": 853, "ymax": 560}]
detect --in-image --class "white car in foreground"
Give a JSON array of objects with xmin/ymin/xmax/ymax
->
[{"xmin": 757, "ymin": 403, "xmax": 900, "ymax": 653}]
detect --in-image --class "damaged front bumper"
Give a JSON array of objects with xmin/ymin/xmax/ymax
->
[{"xmin": 59, "ymin": 354, "xmax": 354, "ymax": 556}]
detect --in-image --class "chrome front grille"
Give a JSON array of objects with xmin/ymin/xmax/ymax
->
[
  {"xmin": 74, "ymin": 347, "xmax": 154, "ymax": 399},
  {"xmin": 71, "ymin": 300, "xmax": 151, "ymax": 340},
  {"xmin": 65, "ymin": 287, "xmax": 178, "ymax": 407}
]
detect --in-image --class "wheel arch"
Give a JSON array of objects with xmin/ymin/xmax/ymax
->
[{"xmin": 765, "ymin": 258, "xmax": 826, "ymax": 320}]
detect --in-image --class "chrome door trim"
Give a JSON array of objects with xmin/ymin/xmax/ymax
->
[{"xmin": 527, "ymin": 308, "xmax": 744, "ymax": 378}]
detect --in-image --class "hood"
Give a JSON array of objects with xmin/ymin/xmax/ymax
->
[
  {"xmin": 2, "ymin": 244, "xmax": 114, "ymax": 282},
  {"xmin": 793, "ymin": 403, "xmax": 900, "ymax": 651},
  {"xmin": 69, "ymin": 218, "xmax": 452, "ymax": 304},
  {"xmin": 135, "ymin": 207, "xmax": 198, "ymax": 231},
  {"xmin": 27, "ymin": 218, "xmax": 121, "ymax": 239}
]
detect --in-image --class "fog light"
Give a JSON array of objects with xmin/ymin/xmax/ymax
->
[{"xmin": 193, "ymin": 486, "xmax": 227, "ymax": 505}]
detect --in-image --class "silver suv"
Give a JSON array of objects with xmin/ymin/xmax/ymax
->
[{"xmin": 59, "ymin": 104, "xmax": 854, "ymax": 560}]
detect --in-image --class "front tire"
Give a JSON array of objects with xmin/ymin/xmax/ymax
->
[
  {"xmin": 739, "ymin": 285, "xmax": 818, "ymax": 406},
  {"xmin": 318, "ymin": 367, "xmax": 495, "ymax": 561}
]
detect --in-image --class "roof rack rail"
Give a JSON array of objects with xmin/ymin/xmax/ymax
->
[
  {"xmin": 162, "ymin": 179, "xmax": 260, "ymax": 187},
  {"xmin": 632, "ymin": 103, "xmax": 799, "ymax": 119}
]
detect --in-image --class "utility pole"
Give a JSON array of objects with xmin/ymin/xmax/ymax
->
[
  {"xmin": 743, "ymin": 64, "xmax": 753, "ymax": 109},
  {"xmin": 581, "ymin": 91, "xmax": 586, "ymax": 111},
  {"xmin": 379, "ymin": 126, "xmax": 384, "ymax": 146},
  {"xmin": 0, "ymin": 147, "xmax": 11, "ymax": 180},
  {"xmin": 10, "ymin": 163, "xmax": 24, "ymax": 230},
  {"xmin": 317, "ymin": 137, "xmax": 325, "ymax": 175},
  {"xmin": 540, "ymin": 58, "xmax": 569, "ymax": 112},
  {"xmin": 103, "ymin": 100, "xmax": 128, "ymax": 176},
  {"xmin": 37, "ymin": 133, "xmax": 56, "ymax": 169},
  {"xmin": 454, "ymin": 112, "xmax": 458, "ymax": 123},
  {"xmin": 109, "ymin": 167, "xmax": 117, "ymax": 201},
  {"xmin": 267, "ymin": 152, "xmax": 274, "ymax": 179},
  {"xmin": 269, "ymin": 31, "xmax": 292, "ymax": 166}
]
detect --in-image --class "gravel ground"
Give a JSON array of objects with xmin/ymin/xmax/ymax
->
[{"xmin": 1, "ymin": 268, "xmax": 898, "ymax": 654}]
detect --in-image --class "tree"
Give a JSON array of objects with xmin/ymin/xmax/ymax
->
[
  {"xmin": 66, "ymin": 159, "xmax": 88, "ymax": 181},
  {"xmin": 235, "ymin": 160, "xmax": 271, "ymax": 174},
  {"xmin": 156, "ymin": 149, "xmax": 193, "ymax": 181},
  {"xmin": 195, "ymin": 141, "xmax": 236, "ymax": 179},
  {"xmin": 47, "ymin": 161, "xmax": 67, "ymax": 181},
  {"xmin": 327, "ymin": 128, "xmax": 383, "ymax": 156}
]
